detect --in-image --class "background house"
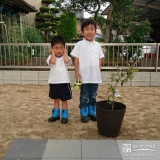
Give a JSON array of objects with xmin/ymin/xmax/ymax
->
[
  {"xmin": 0, "ymin": 0, "xmax": 38, "ymax": 42},
  {"xmin": 102, "ymin": 0, "xmax": 160, "ymax": 43},
  {"xmin": 0, "ymin": 0, "xmax": 38, "ymax": 24},
  {"xmin": 1, "ymin": 0, "xmax": 103, "ymax": 42},
  {"xmin": 23, "ymin": 0, "xmax": 42, "ymax": 25}
]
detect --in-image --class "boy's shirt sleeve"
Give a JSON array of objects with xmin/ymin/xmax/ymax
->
[
  {"xmin": 70, "ymin": 43, "xmax": 79, "ymax": 58},
  {"xmin": 46, "ymin": 55, "xmax": 51, "ymax": 66},
  {"xmin": 65, "ymin": 56, "xmax": 72, "ymax": 66},
  {"xmin": 46, "ymin": 55, "xmax": 55, "ymax": 67}
]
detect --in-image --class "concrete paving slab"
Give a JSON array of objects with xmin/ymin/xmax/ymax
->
[
  {"xmin": 83, "ymin": 159, "xmax": 121, "ymax": 160},
  {"xmin": 2, "ymin": 139, "xmax": 47, "ymax": 160},
  {"xmin": 82, "ymin": 140, "xmax": 121, "ymax": 160},
  {"xmin": 116, "ymin": 140, "xmax": 160, "ymax": 160},
  {"xmin": 42, "ymin": 159, "xmax": 80, "ymax": 160},
  {"xmin": 3, "ymin": 139, "xmax": 160, "ymax": 160},
  {"xmin": 42, "ymin": 140, "xmax": 81, "ymax": 160},
  {"xmin": 3, "ymin": 158, "xmax": 42, "ymax": 160}
]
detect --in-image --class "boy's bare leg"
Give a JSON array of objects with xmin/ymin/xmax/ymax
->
[
  {"xmin": 61, "ymin": 100, "xmax": 67, "ymax": 110},
  {"xmin": 54, "ymin": 99, "xmax": 60, "ymax": 109}
]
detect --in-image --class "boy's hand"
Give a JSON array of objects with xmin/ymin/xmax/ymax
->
[
  {"xmin": 76, "ymin": 73, "xmax": 81, "ymax": 81},
  {"xmin": 63, "ymin": 49, "xmax": 69, "ymax": 63},
  {"xmin": 63, "ymin": 49, "xmax": 68, "ymax": 55},
  {"xmin": 49, "ymin": 48, "xmax": 56, "ymax": 64},
  {"xmin": 50, "ymin": 48, "xmax": 55, "ymax": 55}
]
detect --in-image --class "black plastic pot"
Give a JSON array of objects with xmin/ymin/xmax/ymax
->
[{"xmin": 96, "ymin": 100, "xmax": 126, "ymax": 137}]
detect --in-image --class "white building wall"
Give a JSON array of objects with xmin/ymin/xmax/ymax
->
[
  {"xmin": 1, "ymin": 71, "xmax": 160, "ymax": 87},
  {"xmin": 23, "ymin": 0, "xmax": 42, "ymax": 25}
]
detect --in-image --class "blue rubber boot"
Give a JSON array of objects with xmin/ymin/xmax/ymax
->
[
  {"xmin": 61, "ymin": 109, "xmax": 68, "ymax": 124},
  {"xmin": 80, "ymin": 107, "xmax": 89, "ymax": 123},
  {"xmin": 88, "ymin": 105, "xmax": 97, "ymax": 121},
  {"xmin": 48, "ymin": 108, "xmax": 60, "ymax": 122}
]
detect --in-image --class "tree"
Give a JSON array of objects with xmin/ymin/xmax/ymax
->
[
  {"xmin": 55, "ymin": 0, "xmax": 111, "ymax": 42},
  {"xmin": 56, "ymin": 0, "xmax": 152, "ymax": 43},
  {"xmin": 35, "ymin": 0, "xmax": 61, "ymax": 42},
  {"xmin": 107, "ymin": 0, "xmax": 152, "ymax": 43},
  {"xmin": 60, "ymin": 12, "xmax": 77, "ymax": 42}
]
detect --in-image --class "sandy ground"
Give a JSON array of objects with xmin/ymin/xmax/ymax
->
[{"xmin": 0, "ymin": 84, "xmax": 160, "ymax": 159}]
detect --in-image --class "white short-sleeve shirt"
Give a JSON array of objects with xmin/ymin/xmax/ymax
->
[
  {"xmin": 46, "ymin": 55, "xmax": 72, "ymax": 84},
  {"xmin": 70, "ymin": 39, "xmax": 104, "ymax": 83}
]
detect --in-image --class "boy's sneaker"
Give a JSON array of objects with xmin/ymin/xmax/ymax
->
[
  {"xmin": 61, "ymin": 109, "xmax": 68, "ymax": 124},
  {"xmin": 48, "ymin": 108, "xmax": 60, "ymax": 122},
  {"xmin": 114, "ymin": 90, "xmax": 120, "ymax": 97},
  {"xmin": 80, "ymin": 107, "xmax": 89, "ymax": 123},
  {"xmin": 88, "ymin": 105, "xmax": 97, "ymax": 121}
]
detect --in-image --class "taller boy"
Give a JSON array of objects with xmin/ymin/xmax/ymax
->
[{"xmin": 71, "ymin": 19, "xmax": 104, "ymax": 123}]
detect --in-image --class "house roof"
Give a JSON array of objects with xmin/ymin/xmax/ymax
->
[
  {"xmin": 0, "ymin": 0, "xmax": 38, "ymax": 14},
  {"xmin": 102, "ymin": 0, "xmax": 160, "ymax": 22}
]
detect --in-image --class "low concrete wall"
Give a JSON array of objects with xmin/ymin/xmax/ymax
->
[{"xmin": 0, "ymin": 70, "xmax": 160, "ymax": 86}]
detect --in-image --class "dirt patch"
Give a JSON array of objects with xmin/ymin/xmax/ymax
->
[{"xmin": 0, "ymin": 84, "xmax": 160, "ymax": 159}]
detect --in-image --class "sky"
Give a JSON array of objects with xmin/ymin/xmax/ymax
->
[
  {"xmin": 84, "ymin": 11, "xmax": 91, "ymax": 18},
  {"xmin": 83, "ymin": 3, "xmax": 109, "ymax": 18}
]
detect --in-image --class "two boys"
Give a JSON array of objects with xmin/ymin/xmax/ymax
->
[{"xmin": 47, "ymin": 19, "xmax": 104, "ymax": 124}]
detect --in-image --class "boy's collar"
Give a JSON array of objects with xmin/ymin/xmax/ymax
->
[
  {"xmin": 83, "ymin": 38, "xmax": 96, "ymax": 44},
  {"xmin": 55, "ymin": 54, "xmax": 63, "ymax": 58}
]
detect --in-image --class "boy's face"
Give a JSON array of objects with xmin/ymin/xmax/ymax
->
[
  {"xmin": 52, "ymin": 43, "xmax": 65, "ymax": 57},
  {"xmin": 82, "ymin": 24, "xmax": 96, "ymax": 42}
]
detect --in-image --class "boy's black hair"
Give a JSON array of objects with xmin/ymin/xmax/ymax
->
[
  {"xmin": 81, "ymin": 19, "xmax": 97, "ymax": 31},
  {"xmin": 50, "ymin": 35, "xmax": 65, "ymax": 47}
]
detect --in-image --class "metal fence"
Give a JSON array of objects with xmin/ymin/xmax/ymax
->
[{"xmin": 0, "ymin": 43, "xmax": 160, "ymax": 72}]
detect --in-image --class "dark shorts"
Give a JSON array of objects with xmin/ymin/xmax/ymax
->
[{"xmin": 49, "ymin": 83, "xmax": 72, "ymax": 101}]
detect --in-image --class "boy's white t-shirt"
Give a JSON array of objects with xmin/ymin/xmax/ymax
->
[
  {"xmin": 46, "ymin": 55, "xmax": 72, "ymax": 84},
  {"xmin": 70, "ymin": 39, "xmax": 104, "ymax": 83}
]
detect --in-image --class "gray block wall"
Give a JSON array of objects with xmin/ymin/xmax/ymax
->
[{"xmin": 0, "ymin": 70, "xmax": 160, "ymax": 86}]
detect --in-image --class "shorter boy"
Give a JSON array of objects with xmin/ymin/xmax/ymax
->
[{"xmin": 46, "ymin": 35, "xmax": 72, "ymax": 124}]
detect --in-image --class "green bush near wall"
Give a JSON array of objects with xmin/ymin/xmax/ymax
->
[
  {"xmin": 24, "ymin": 28, "xmax": 43, "ymax": 43},
  {"xmin": 60, "ymin": 13, "xmax": 77, "ymax": 43}
]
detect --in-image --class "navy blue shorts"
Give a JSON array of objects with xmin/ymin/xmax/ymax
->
[{"xmin": 49, "ymin": 83, "xmax": 72, "ymax": 101}]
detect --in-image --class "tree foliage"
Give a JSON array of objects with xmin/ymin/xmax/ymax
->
[
  {"xmin": 56, "ymin": 0, "xmax": 108, "ymax": 20},
  {"xmin": 110, "ymin": 0, "xmax": 152, "ymax": 43},
  {"xmin": 36, "ymin": 0, "xmax": 60, "ymax": 42},
  {"xmin": 60, "ymin": 13, "xmax": 77, "ymax": 42},
  {"xmin": 56, "ymin": 0, "xmax": 152, "ymax": 43},
  {"xmin": 107, "ymin": 65, "xmax": 138, "ymax": 110},
  {"xmin": 23, "ymin": 27, "xmax": 44, "ymax": 43},
  {"xmin": 8, "ymin": 20, "xmax": 23, "ymax": 43}
]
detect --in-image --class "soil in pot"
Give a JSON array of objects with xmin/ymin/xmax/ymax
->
[{"xmin": 96, "ymin": 100, "xmax": 126, "ymax": 137}]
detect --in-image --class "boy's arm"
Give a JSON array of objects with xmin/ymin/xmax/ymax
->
[
  {"xmin": 49, "ymin": 47, "xmax": 52, "ymax": 54},
  {"xmin": 50, "ymin": 49, "xmax": 56, "ymax": 64},
  {"xmin": 63, "ymin": 49, "xmax": 70, "ymax": 63},
  {"xmin": 74, "ymin": 57, "xmax": 81, "ymax": 81}
]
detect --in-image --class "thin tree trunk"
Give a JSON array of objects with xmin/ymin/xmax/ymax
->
[{"xmin": 105, "ymin": 6, "xmax": 113, "ymax": 43}]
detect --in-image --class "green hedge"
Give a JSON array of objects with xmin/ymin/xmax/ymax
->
[{"xmin": 60, "ymin": 13, "xmax": 77, "ymax": 42}]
